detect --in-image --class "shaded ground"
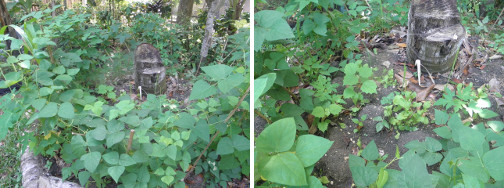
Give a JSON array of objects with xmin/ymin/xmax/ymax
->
[{"xmin": 315, "ymin": 34, "xmax": 504, "ymax": 187}]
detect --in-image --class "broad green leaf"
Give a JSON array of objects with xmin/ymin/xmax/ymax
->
[
  {"xmin": 343, "ymin": 74, "xmax": 359, "ymax": 86},
  {"xmin": 424, "ymin": 137, "xmax": 442, "ymax": 152},
  {"xmin": 39, "ymin": 87, "xmax": 53, "ymax": 96},
  {"xmin": 165, "ymin": 166, "xmax": 176, "ymax": 176},
  {"xmin": 459, "ymin": 156, "xmax": 490, "ymax": 182},
  {"xmin": 161, "ymin": 175, "xmax": 174, "ymax": 185},
  {"xmin": 217, "ymin": 137, "xmax": 234, "ymax": 155},
  {"xmin": 109, "ymin": 109, "xmax": 119, "ymax": 121},
  {"xmin": 479, "ymin": 109, "xmax": 499, "ymax": 119},
  {"xmin": 459, "ymin": 126, "xmax": 485, "ymax": 153},
  {"xmin": 218, "ymin": 73, "xmax": 245, "ymax": 93},
  {"xmin": 175, "ymin": 112, "xmax": 196, "ymax": 129},
  {"xmin": 318, "ymin": 120, "xmax": 329, "ymax": 132},
  {"xmin": 302, "ymin": 19, "xmax": 315, "ymax": 34},
  {"xmin": 201, "ymin": 64, "xmax": 233, "ymax": 80},
  {"xmin": 119, "ymin": 154, "xmax": 136, "ymax": 166},
  {"xmin": 59, "ymin": 52, "xmax": 82, "ymax": 66},
  {"xmin": 118, "ymin": 115, "xmax": 141, "ymax": 127},
  {"xmin": 328, "ymin": 104, "xmax": 343, "ymax": 115},
  {"xmin": 254, "ymin": 73, "xmax": 277, "ymax": 108},
  {"xmin": 434, "ymin": 109, "xmax": 449, "ymax": 125},
  {"xmin": 358, "ymin": 64, "xmax": 373, "ymax": 78},
  {"xmin": 295, "ymin": 135, "xmax": 333, "ymax": 167},
  {"xmin": 398, "ymin": 153, "xmax": 432, "ymax": 187},
  {"xmin": 39, "ymin": 102, "xmax": 58, "ymax": 118},
  {"xmin": 166, "ymin": 145, "xmax": 177, "ymax": 160},
  {"xmin": 18, "ymin": 60, "xmax": 30, "ymax": 69},
  {"xmin": 80, "ymin": 152, "xmax": 101, "ymax": 172},
  {"xmin": 0, "ymin": 111, "xmax": 15, "ymax": 140},
  {"xmin": 312, "ymin": 13, "xmax": 330, "ymax": 36},
  {"xmin": 181, "ymin": 130, "xmax": 191, "ymax": 140},
  {"xmin": 232, "ymin": 135, "xmax": 250, "ymax": 151},
  {"xmin": 55, "ymin": 74, "xmax": 72, "ymax": 84},
  {"xmin": 433, "ymin": 126, "xmax": 452, "ymax": 139},
  {"xmin": 108, "ymin": 166, "xmax": 125, "ymax": 183},
  {"xmin": 362, "ymin": 140, "xmax": 379, "ymax": 161},
  {"xmin": 67, "ymin": 68, "xmax": 80, "ymax": 76},
  {"xmin": 345, "ymin": 62, "xmax": 359, "ymax": 75},
  {"xmin": 383, "ymin": 169, "xmax": 407, "ymax": 188},
  {"xmin": 361, "ymin": 80, "xmax": 377, "ymax": 94},
  {"xmin": 193, "ymin": 120, "xmax": 210, "ymax": 143},
  {"xmin": 256, "ymin": 118, "xmax": 296, "ymax": 153},
  {"xmin": 483, "ymin": 146, "xmax": 504, "ymax": 181},
  {"xmin": 376, "ymin": 168, "xmax": 389, "ymax": 188},
  {"xmin": 58, "ymin": 102, "xmax": 75, "ymax": 119},
  {"xmin": 488, "ymin": 121, "xmax": 504, "ymax": 132},
  {"xmin": 277, "ymin": 70, "xmax": 299, "ymax": 85},
  {"xmin": 308, "ymin": 176, "xmax": 323, "ymax": 188},
  {"xmin": 89, "ymin": 125, "xmax": 107, "ymax": 141},
  {"xmin": 115, "ymin": 100, "xmax": 135, "ymax": 115},
  {"xmin": 189, "ymin": 80, "xmax": 217, "ymax": 100},
  {"xmin": 254, "ymin": 10, "xmax": 294, "ymax": 51},
  {"xmin": 219, "ymin": 154, "xmax": 240, "ymax": 170},
  {"xmin": 350, "ymin": 166, "xmax": 378, "ymax": 187},
  {"xmin": 53, "ymin": 66, "xmax": 66, "ymax": 74},
  {"xmin": 31, "ymin": 98, "xmax": 47, "ymax": 111},
  {"xmin": 422, "ymin": 152, "xmax": 443, "ymax": 166},
  {"xmin": 311, "ymin": 106, "xmax": 325, "ymax": 118},
  {"xmin": 343, "ymin": 87, "xmax": 357, "ymax": 99},
  {"xmin": 462, "ymin": 173, "xmax": 482, "ymax": 188},
  {"xmin": 0, "ymin": 72, "xmax": 22, "ymax": 88},
  {"xmin": 106, "ymin": 131, "xmax": 125, "ymax": 148},
  {"xmin": 280, "ymin": 103, "xmax": 304, "ymax": 117},
  {"xmin": 103, "ymin": 152, "xmax": 119, "ymax": 165},
  {"xmin": 78, "ymin": 171, "xmax": 90, "ymax": 186},
  {"xmin": 261, "ymin": 152, "xmax": 307, "ymax": 186}
]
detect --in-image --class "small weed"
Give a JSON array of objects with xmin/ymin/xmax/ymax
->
[
  {"xmin": 342, "ymin": 60, "xmax": 378, "ymax": 107},
  {"xmin": 381, "ymin": 91, "xmax": 431, "ymax": 131}
]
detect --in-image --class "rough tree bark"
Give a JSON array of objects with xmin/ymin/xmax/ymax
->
[
  {"xmin": 232, "ymin": 0, "xmax": 246, "ymax": 20},
  {"xmin": 0, "ymin": 0, "xmax": 10, "ymax": 30},
  {"xmin": 198, "ymin": 0, "xmax": 225, "ymax": 70},
  {"xmin": 406, "ymin": 0, "xmax": 466, "ymax": 73},
  {"xmin": 176, "ymin": 0, "xmax": 195, "ymax": 25}
]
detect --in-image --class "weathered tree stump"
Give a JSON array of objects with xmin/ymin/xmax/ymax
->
[
  {"xmin": 21, "ymin": 148, "xmax": 82, "ymax": 188},
  {"xmin": 406, "ymin": 0, "xmax": 466, "ymax": 73},
  {"xmin": 134, "ymin": 43, "xmax": 167, "ymax": 95}
]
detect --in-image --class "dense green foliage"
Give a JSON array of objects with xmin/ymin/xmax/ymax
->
[
  {"xmin": 255, "ymin": 0, "xmax": 504, "ymax": 187},
  {"xmin": 0, "ymin": 3, "xmax": 249, "ymax": 187}
]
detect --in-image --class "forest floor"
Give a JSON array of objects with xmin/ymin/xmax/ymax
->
[{"xmin": 314, "ymin": 32, "xmax": 504, "ymax": 187}]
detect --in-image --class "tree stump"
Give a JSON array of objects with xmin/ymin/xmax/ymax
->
[
  {"xmin": 134, "ymin": 43, "xmax": 167, "ymax": 95},
  {"xmin": 406, "ymin": 0, "xmax": 466, "ymax": 73}
]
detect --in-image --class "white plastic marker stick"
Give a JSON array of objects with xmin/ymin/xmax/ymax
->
[
  {"xmin": 415, "ymin": 59, "xmax": 422, "ymax": 86},
  {"xmin": 138, "ymin": 86, "xmax": 142, "ymax": 99}
]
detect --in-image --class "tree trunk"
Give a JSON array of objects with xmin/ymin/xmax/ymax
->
[
  {"xmin": 0, "ymin": 0, "xmax": 10, "ymax": 28},
  {"xmin": 176, "ymin": 0, "xmax": 195, "ymax": 25},
  {"xmin": 232, "ymin": 0, "xmax": 246, "ymax": 20},
  {"xmin": 51, "ymin": 0, "xmax": 56, "ymax": 17},
  {"xmin": 198, "ymin": 0, "xmax": 225, "ymax": 70},
  {"xmin": 406, "ymin": 0, "xmax": 466, "ymax": 73}
]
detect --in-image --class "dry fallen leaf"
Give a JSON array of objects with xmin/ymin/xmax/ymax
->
[
  {"xmin": 452, "ymin": 78, "xmax": 462, "ymax": 84},
  {"xmin": 408, "ymin": 77, "xmax": 419, "ymax": 84},
  {"xmin": 416, "ymin": 84, "xmax": 435, "ymax": 102},
  {"xmin": 397, "ymin": 69, "xmax": 414, "ymax": 79},
  {"xmin": 397, "ymin": 43, "xmax": 407, "ymax": 48},
  {"xmin": 463, "ymin": 65, "xmax": 470, "ymax": 76}
]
